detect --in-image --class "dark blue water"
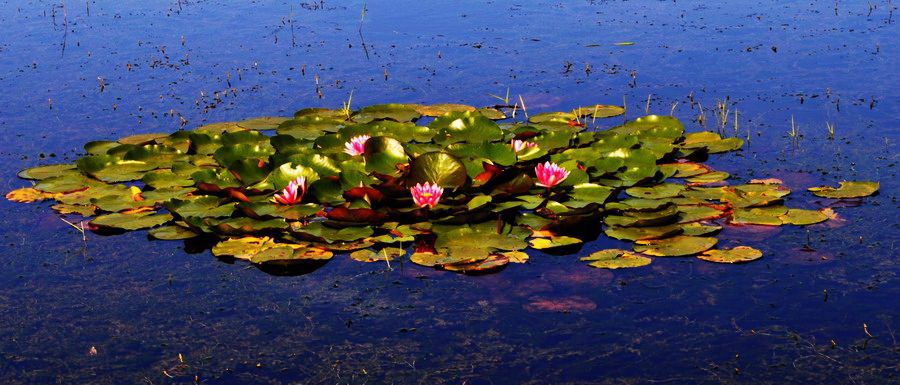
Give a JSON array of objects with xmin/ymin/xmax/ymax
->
[{"xmin": 0, "ymin": 1, "xmax": 897, "ymax": 383}]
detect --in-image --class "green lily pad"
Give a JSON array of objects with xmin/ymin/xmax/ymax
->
[
  {"xmin": 731, "ymin": 206, "xmax": 788, "ymax": 226},
  {"xmin": 237, "ymin": 116, "xmax": 291, "ymax": 130},
  {"xmin": 633, "ymin": 235, "xmax": 718, "ymax": 257},
  {"xmin": 91, "ymin": 212, "xmax": 173, "ymax": 230},
  {"xmin": 166, "ymin": 196, "xmax": 237, "ymax": 218},
  {"xmin": 364, "ymin": 136, "xmax": 408, "ymax": 175},
  {"xmin": 350, "ymin": 248, "xmax": 405, "ymax": 262},
  {"xmin": 572, "ymin": 105, "xmax": 626, "ymax": 118},
  {"xmin": 698, "ymin": 246, "xmax": 762, "ymax": 264},
  {"xmin": 581, "ymin": 249, "xmax": 651, "ymax": 269},
  {"xmin": 443, "ymin": 254, "xmax": 509, "ymax": 273},
  {"xmin": 352, "ymin": 103, "xmax": 422, "ymax": 123},
  {"xmin": 686, "ymin": 171, "xmax": 730, "ymax": 184},
  {"xmin": 604, "ymin": 224, "xmax": 682, "ymax": 241},
  {"xmin": 149, "ymin": 225, "xmax": 199, "ymax": 240},
  {"xmin": 18, "ymin": 164, "xmax": 77, "ymax": 180},
  {"xmin": 529, "ymin": 236, "xmax": 582, "ymax": 250},
  {"xmin": 611, "ymin": 115, "xmax": 684, "ymax": 139},
  {"xmin": 430, "ymin": 111, "xmax": 503, "ymax": 144},
  {"xmin": 808, "ymin": 181, "xmax": 879, "ymax": 199},
  {"xmin": 626, "ymin": 183, "xmax": 685, "ymax": 199},
  {"xmin": 76, "ymin": 155, "xmax": 157, "ymax": 182},
  {"xmin": 779, "ymin": 208, "xmax": 828, "ymax": 225},
  {"xmin": 415, "ymin": 104, "xmax": 476, "ymax": 116},
  {"xmin": 407, "ymin": 152, "xmax": 468, "ymax": 189}
]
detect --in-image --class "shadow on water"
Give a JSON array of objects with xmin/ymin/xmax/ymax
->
[{"xmin": 0, "ymin": 0, "xmax": 897, "ymax": 384}]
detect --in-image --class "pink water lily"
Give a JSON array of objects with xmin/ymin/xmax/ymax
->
[
  {"xmin": 410, "ymin": 182, "xmax": 444, "ymax": 208},
  {"xmin": 343, "ymin": 135, "xmax": 371, "ymax": 156},
  {"xmin": 535, "ymin": 161, "xmax": 570, "ymax": 188},
  {"xmin": 511, "ymin": 139, "xmax": 537, "ymax": 153},
  {"xmin": 273, "ymin": 177, "xmax": 307, "ymax": 205}
]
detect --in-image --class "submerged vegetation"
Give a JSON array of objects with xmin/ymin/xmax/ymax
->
[{"xmin": 7, "ymin": 102, "xmax": 879, "ymax": 274}]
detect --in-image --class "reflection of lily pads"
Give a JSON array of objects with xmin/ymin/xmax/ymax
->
[{"xmin": 808, "ymin": 181, "xmax": 879, "ymax": 199}]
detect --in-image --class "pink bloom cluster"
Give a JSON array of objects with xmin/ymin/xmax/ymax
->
[
  {"xmin": 410, "ymin": 182, "xmax": 444, "ymax": 208},
  {"xmin": 274, "ymin": 177, "xmax": 307, "ymax": 205},
  {"xmin": 534, "ymin": 162, "xmax": 570, "ymax": 188},
  {"xmin": 511, "ymin": 139, "xmax": 537, "ymax": 153},
  {"xmin": 343, "ymin": 135, "xmax": 371, "ymax": 156}
]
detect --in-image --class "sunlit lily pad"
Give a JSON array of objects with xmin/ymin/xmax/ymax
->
[
  {"xmin": 697, "ymin": 246, "xmax": 762, "ymax": 263},
  {"xmin": 149, "ymin": 225, "xmax": 199, "ymax": 240},
  {"xmin": 237, "ymin": 116, "xmax": 291, "ymax": 130},
  {"xmin": 571, "ymin": 105, "xmax": 626, "ymax": 118},
  {"xmin": 529, "ymin": 236, "xmax": 582, "ymax": 250},
  {"xmin": 91, "ymin": 212, "xmax": 173, "ymax": 230},
  {"xmin": 6, "ymin": 187, "xmax": 56, "ymax": 203},
  {"xmin": 407, "ymin": 151, "xmax": 468, "ymax": 189},
  {"xmin": 442, "ymin": 254, "xmax": 509, "ymax": 273},
  {"xmin": 415, "ymin": 103, "xmax": 476, "ymax": 116},
  {"xmin": 626, "ymin": 183, "xmax": 685, "ymax": 199},
  {"xmin": 808, "ymin": 181, "xmax": 879, "ymax": 199},
  {"xmin": 779, "ymin": 208, "xmax": 828, "ymax": 225},
  {"xmin": 731, "ymin": 206, "xmax": 788, "ymax": 226},
  {"xmin": 350, "ymin": 247, "xmax": 405, "ymax": 262},
  {"xmin": 17, "ymin": 164, "xmax": 76, "ymax": 180},
  {"xmin": 581, "ymin": 249, "xmax": 651, "ymax": 269},
  {"xmin": 633, "ymin": 235, "xmax": 717, "ymax": 257},
  {"xmin": 51, "ymin": 203, "xmax": 97, "ymax": 216}
]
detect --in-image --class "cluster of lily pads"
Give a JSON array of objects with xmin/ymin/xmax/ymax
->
[{"xmin": 7, "ymin": 102, "xmax": 879, "ymax": 273}]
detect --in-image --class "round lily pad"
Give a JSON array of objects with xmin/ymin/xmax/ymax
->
[
  {"xmin": 808, "ymin": 181, "xmax": 879, "ymax": 199},
  {"xmin": 407, "ymin": 151, "xmax": 468, "ymax": 189},
  {"xmin": 149, "ymin": 225, "xmax": 199, "ymax": 240},
  {"xmin": 633, "ymin": 235, "xmax": 718, "ymax": 257},
  {"xmin": 91, "ymin": 212, "xmax": 173, "ymax": 230},
  {"xmin": 698, "ymin": 246, "xmax": 762, "ymax": 263},
  {"xmin": 17, "ymin": 164, "xmax": 77, "ymax": 180},
  {"xmin": 581, "ymin": 249, "xmax": 651, "ymax": 269}
]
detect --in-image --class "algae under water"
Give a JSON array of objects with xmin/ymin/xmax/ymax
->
[{"xmin": 0, "ymin": 0, "xmax": 897, "ymax": 384}]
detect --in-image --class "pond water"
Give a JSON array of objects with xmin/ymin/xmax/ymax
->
[{"xmin": 0, "ymin": 0, "xmax": 897, "ymax": 383}]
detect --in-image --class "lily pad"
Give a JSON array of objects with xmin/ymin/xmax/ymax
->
[
  {"xmin": 581, "ymin": 249, "xmax": 651, "ymax": 269},
  {"xmin": 808, "ymin": 181, "xmax": 879, "ymax": 199},
  {"xmin": 91, "ymin": 212, "xmax": 173, "ymax": 230},
  {"xmin": 698, "ymin": 246, "xmax": 762, "ymax": 263},
  {"xmin": 407, "ymin": 152, "xmax": 468, "ymax": 189},
  {"xmin": 149, "ymin": 225, "xmax": 199, "ymax": 240},
  {"xmin": 363, "ymin": 136, "xmax": 408, "ymax": 175},
  {"xmin": 17, "ymin": 164, "xmax": 76, "ymax": 180},
  {"xmin": 633, "ymin": 236, "xmax": 718, "ymax": 257}
]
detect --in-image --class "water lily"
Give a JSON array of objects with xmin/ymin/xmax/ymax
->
[
  {"xmin": 511, "ymin": 139, "xmax": 537, "ymax": 153},
  {"xmin": 410, "ymin": 182, "xmax": 443, "ymax": 208},
  {"xmin": 273, "ymin": 177, "xmax": 307, "ymax": 205},
  {"xmin": 535, "ymin": 161, "xmax": 570, "ymax": 188},
  {"xmin": 343, "ymin": 135, "xmax": 371, "ymax": 156}
]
